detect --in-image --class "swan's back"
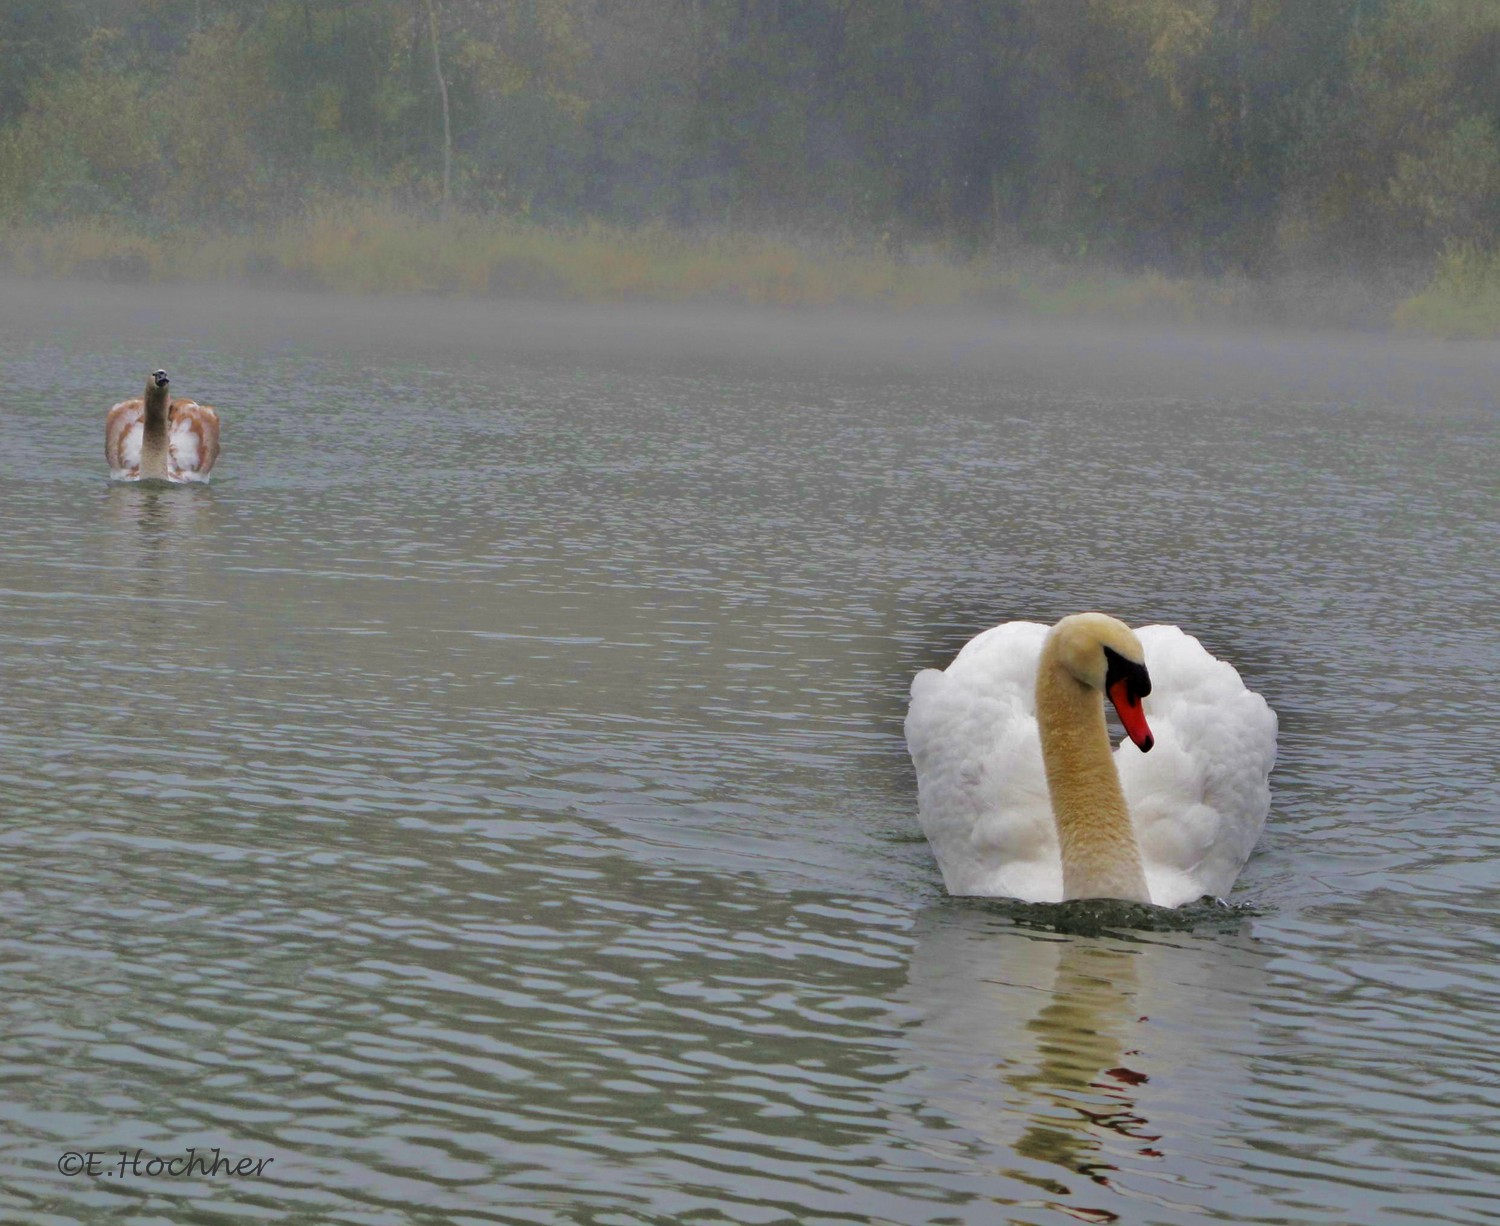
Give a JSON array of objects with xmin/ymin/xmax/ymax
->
[
  {"xmin": 905, "ymin": 621, "xmax": 1061, "ymax": 899},
  {"xmin": 1118, "ymin": 625, "xmax": 1277, "ymax": 907}
]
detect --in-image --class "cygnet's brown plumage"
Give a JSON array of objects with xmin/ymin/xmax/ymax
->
[{"xmin": 106, "ymin": 369, "xmax": 221, "ymax": 482}]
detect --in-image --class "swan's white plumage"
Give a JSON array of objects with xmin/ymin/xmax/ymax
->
[{"xmin": 905, "ymin": 622, "xmax": 1276, "ymax": 908}]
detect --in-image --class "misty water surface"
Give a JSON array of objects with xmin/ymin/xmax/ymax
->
[{"xmin": 0, "ymin": 280, "xmax": 1497, "ymax": 1225}]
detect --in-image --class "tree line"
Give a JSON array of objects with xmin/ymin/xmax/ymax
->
[{"xmin": 1, "ymin": 0, "xmax": 1497, "ymax": 279}]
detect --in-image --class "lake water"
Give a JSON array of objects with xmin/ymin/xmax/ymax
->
[{"xmin": 1, "ymin": 279, "xmax": 1496, "ymax": 1225}]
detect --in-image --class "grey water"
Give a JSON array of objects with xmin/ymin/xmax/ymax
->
[{"xmin": 1, "ymin": 279, "xmax": 1497, "ymax": 1225}]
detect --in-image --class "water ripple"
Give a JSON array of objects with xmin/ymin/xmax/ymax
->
[{"xmin": 0, "ymin": 285, "xmax": 1496, "ymax": 1224}]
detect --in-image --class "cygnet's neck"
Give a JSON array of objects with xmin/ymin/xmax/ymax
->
[
  {"xmin": 1035, "ymin": 647, "xmax": 1151, "ymax": 903},
  {"xmin": 141, "ymin": 383, "xmax": 170, "ymax": 479}
]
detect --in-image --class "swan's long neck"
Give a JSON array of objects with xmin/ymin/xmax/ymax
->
[
  {"xmin": 1035, "ymin": 646, "xmax": 1151, "ymax": 903},
  {"xmin": 141, "ymin": 384, "xmax": 169, "ymax": 480}
]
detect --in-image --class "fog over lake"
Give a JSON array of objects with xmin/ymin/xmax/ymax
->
[{"xmin": 1, "ymin": 280, "xmax": 1497, "ymax": 1225}]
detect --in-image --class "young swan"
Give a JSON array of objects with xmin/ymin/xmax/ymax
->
[
  {"xmin": 1035, "ymin": 613, "xmax": 1155, "ymax": 903},
  {"xmin": 105, "ymin": 370, "xmax": 221, "ymax": 482}
]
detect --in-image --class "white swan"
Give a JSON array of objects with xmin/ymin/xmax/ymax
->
[
  {"xmin": 105, "ymin": 369, "xmax": 221, "ymax": 482},
  {"xmin": 905, "ymin": 613, "xmax": 1276, "ymax": 907}
]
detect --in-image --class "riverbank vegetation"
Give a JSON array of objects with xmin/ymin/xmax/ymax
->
[{"xmin": 1, "ymin": 1, "xmax": 1496, "ymax": 334}]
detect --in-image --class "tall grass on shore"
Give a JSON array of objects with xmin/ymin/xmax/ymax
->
[
  {"xmin": 0, "ymin": 204, "xmax": 1233, "ymax": 319},
  {"xmin": 0, "ymin": 205, "xmax": 991, "ymax": 309},
  {"xmin": 2, "ymin": 203, "xmax": 1493, "ymax": 337}
]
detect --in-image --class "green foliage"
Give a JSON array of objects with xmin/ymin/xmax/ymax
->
[
  {"xmin": 1390, "ymin": 116, "xmax": 1500, "ymax": 245},
  {"xmin": 0, "ymin": 32, "xmax": 162, "ymax": 222},
  {"xmin": 0, "ymin": 0, "xmax": 1495, "ymax": 317},
  {"xmin": 1395, "ymin": 241, "xmax": 1500, "ymax": 337}
]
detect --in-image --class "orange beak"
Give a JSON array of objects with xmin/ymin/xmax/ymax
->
[{"xmin": 1108, "ymin": 678, "xmax": 1155, "ymax": 752}]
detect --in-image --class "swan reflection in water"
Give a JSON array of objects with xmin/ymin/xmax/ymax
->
[
  {"xmin": 103, "ymin": 481, "xmax": 219, "ymax": 599},
  {"xmin": 899, "ymin": 903, "xmax": 1263, "ymax": 1223},
  {"xmin": 105, "ymin": 479, "xmax": 217, "ymax": 536},
  {"xmin": 1006, "ymin": 939, "xmax": 1153, "ymax": 1216}
]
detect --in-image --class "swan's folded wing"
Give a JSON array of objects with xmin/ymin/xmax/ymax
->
[
  {"xmin": 1118, "ymin": 625, "xmax": 1278, "ymax": 907},
  {"xmin": 105, "ymin": 398, "xmax": 144, "ymax": 479},
  {"xmin": 168, "ymin": 400, "xmax": 221, "ymax": 478},
  {"xmin": 905, "ymin": 621, "xmax": 1060, "ymax": 899}
]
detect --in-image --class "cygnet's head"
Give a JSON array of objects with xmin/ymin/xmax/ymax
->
[{"xmin": 1048, "ymin": 612, "xmax": 1154, "ymax": 752}]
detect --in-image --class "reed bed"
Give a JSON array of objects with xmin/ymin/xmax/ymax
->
[{"xmin": 3, "ymin": 204, "xmax": 1492, "ymax": 337}]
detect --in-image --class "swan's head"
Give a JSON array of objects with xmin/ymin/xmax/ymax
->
[
  {"xmin": 150, "ymin": 370, "xmax": 170, "ymax": 389},
  {"xmin": 1049, "ymin": 613, "xmax": 1155, "ymax": 752}
]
